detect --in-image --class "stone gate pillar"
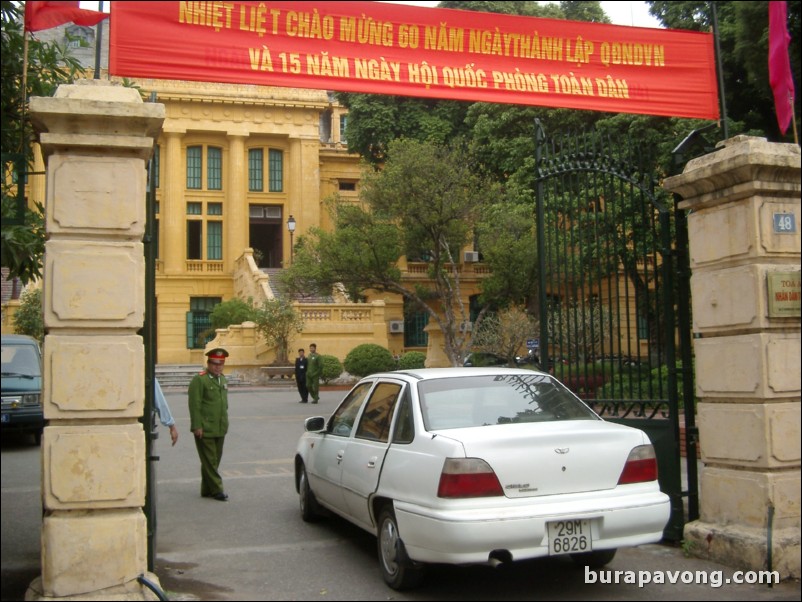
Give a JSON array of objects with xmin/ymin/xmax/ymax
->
[
  {"xmin": 26, "ymin": 81, "xmax": 164, "ymax": 600},
  {"xmin": 664, "ymin": 136, "xmax": 800, "ymax": 578}
]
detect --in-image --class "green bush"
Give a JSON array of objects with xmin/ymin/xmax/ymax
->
[
  {"xmin": 320, "ymin": 354, "xmax": 343, "ymax": 384},
  {"xmin": 12, "ymin": 287, "xmax": 44, "ymax": 344},
  {"xmin": 343, "ymin": 343, "xmax": 395, "ymax": 378},
  {"xmin": 597, "ymin": 361, "xmax": 695, "ymax": 408},
  {"xmin": 210, "ymin": 297, "xmax": 257, "ymax": 330},
  {"xmin": 397, "ymin": 351, "xmax": 426, "ymax": 370}
]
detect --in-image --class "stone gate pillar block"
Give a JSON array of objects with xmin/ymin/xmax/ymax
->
[
  {"xmin": 664, "ymin": 136, "xmax": 800, "ymax": 579},
  {"xmin": 28, "ymin": 80, "xmax": 164, "ymax": 600}
]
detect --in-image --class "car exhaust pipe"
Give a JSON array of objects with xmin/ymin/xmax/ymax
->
[{"xmin": 488, "ymin": 549, "xmax": 512, "ymax": 567}]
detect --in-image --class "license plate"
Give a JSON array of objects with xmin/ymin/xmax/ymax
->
[{"xmin": 547, "ymin": 519, "xmax": 592, "ymax": 555}]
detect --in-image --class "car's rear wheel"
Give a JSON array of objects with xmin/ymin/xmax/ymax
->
[
  {"xmin": 377, "ymin": 505, "xmax": 424, "ymax": 590},
  {"xmin": 570, "ymin": 548, "xmax": 617, "ymax": 568},
  {"xmin": 298, "ymin": 464, "xmax": 320, "ymax": 522}
]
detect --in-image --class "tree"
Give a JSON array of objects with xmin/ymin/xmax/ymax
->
[
  {"xmin": 12, "ymin": 286, "xmax": 44, "ymax": 343},
  {"xmin": 335, "ymin": 93, "xmax": 473, "ymax": 166},
  {"xmin": 647, "ymin": 0, "xmax": 801, "ymax": 143},
  {"xmin": 282, "ymin": 139, "xmax": 501, "ymax": 365},
  {"xmin": 548, "ymin": 297, "xmax": 616, "ymax": 363},
  {"xmin": 474, "ymin": 202, "xmax": 540, "ymax": 311},
  {"xmin": 252, "ymin": 298, "xmax": 304, "ymax": 365},
  {"xmin": 470, "ymin": 306, "xmax": 539, "ymax": 366},
  {"xmin": 1, "ymin": 2, "xmax": 83, "ymax": 284}
]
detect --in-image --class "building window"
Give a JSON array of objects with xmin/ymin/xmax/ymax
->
[
  {"xmin": 186, "ymin": 203, "xmax": 224, "ymax": 261},
  {"xmin": 186, "ymin": 146, "xmax": 202, "ymax": 189},
  {"xmin": 404, "ymin": 299, "xmax": 429, "ymax": 348},
  {"xmin": 207, "ymin": 147, "xmax": 222, "ymax": 190},
  {"xmin": 248, "ymin": 149, "xmax": 263, "ymax": 192},
  {"xmin": 319, "ymin": 110, "xmax": 332, "ymax": 143},
  {"xmin": 268, "ymin": 149, "xmax": 283, "ymax": 192},
  {"xmin": 187, "ymin": 220, "xmax": 202, "ymax": 260},
  {"xmin": 637, "ymin": 314, "xmax": 649, "ymax": 340},
  {"xmin": 249, "ymin": 148, "xmax": 284, "ymax": 192},
  {"xmin": 340, "ymin": 114, "xmax": 348, "ymax": 143},
  {"xmin": 186, "ymin": 297, "xmax": 221, "ymax": 349},
  {"xmin": 207, "ymin": 221, "xmax": 223, "ymax": 260}
]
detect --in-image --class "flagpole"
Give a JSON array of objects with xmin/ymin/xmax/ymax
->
[
  {"xmin": 94, "ymin": 1, "xmax": 104, "ymax": 79},
  {"xmin": 711, "ymin": 1, "xmax": 729, "ymax": 140}
]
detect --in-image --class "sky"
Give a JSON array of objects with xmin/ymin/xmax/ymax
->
[{"xmin": 81, "ymin": 1, "xmax": 663, "ymax": 29}]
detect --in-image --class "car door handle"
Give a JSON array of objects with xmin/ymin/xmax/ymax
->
[
  {"xmin": 367, "ymin": 456, "xmax": 378, "ymax": 468},
  {"xmin": 336, "ymin": 451, "xmax": 344, "ymax": 464}
]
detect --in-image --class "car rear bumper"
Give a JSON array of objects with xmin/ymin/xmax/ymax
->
[{"xmin": 393, "ymin": 488, "xmax": 670, "ymax": 565}]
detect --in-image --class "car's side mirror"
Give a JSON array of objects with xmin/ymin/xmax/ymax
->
[{"xmin": 305, "ymin": 416, "xmax": 326, "ymax": 432}]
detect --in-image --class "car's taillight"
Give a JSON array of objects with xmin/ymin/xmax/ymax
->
[
  {"xmin": 617, "ymin": 444, "xmax": 658, "ymax": 484},
  {"xmin": 437, "ymin": 458, "xmax": 503, "ymax": 498}
]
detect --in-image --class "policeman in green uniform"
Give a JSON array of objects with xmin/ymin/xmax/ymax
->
[
  {"xmin": 188, "ymin": 348, "xmax": 230, "ymax": 501},
  {"xmin": 306, "ymin": 343, "xmax": 322, "ymax": 404}
]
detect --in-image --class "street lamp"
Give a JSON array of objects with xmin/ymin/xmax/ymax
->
[{"xmin": 287, "ymin": 214, "xmax": 296, "ymax": 264}]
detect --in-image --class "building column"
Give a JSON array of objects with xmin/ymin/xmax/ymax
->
[
  {"xmin": 664, "ymin": 136, "xmax": 800, "ymax": 579},
  {"xmin": 226, "ymin": 132, "xmax": 247, "ymax": 272},
  {"xmin": 27, "ymin": 81, "xmax": 165, "ymax": 600},
  {"xmin": 288, "ymin": 136, "xmax": 322, "ymax": 252},
  {"xmin": 162, "ymin": 130, "xmax": 184, "ymax": 275}
]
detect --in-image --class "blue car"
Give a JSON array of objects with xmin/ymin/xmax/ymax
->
[{"xmin": 1, "ymin": 335, "xmax": 44, "ymax": 444}]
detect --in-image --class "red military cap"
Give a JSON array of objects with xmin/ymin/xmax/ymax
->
[{"xmin": 205, "ymin": 348, "xmax": 229, "ymax": 360}]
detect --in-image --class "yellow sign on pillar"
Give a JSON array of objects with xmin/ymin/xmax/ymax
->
[{"xmin": 767, "ymin": 271, "xmax": 801, "ymax": 318}]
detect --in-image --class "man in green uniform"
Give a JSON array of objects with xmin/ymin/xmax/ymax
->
[
  {"xmin": 306, "ymin": 343, "xmax": 322, "ymax": 404},
  {"xmin": 188, "ymin": 348, "xmax": 230, "ymax": 501}
]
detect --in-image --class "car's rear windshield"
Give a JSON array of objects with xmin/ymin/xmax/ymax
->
[{"xmin": 418, "ymin": 373, "xmax": 598, "ymax": 430}]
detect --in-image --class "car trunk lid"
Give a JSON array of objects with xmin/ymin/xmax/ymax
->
[{"xmin": 437, "ymin": 420, "xmax": 647, "ymax": 498}]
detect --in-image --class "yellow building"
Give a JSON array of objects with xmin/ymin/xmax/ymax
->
[
  {"xmin": 13, "ymin": 23, "xmax": 489, "ymax": 370},
  {"xmin": 146, "ymin": 78, "xmax": 350, "ymax": 364}
]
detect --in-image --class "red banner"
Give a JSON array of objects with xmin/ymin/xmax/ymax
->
[{"xmin": 109, "ymin": 1, "xmax": 719, "ymax": 119}]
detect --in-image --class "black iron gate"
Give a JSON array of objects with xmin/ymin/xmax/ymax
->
[{"xmin": 533, "ymin": 121, "xmax": 695, "ymax": 541}]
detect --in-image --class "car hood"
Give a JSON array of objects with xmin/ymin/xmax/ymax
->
[{"xmin": 433, "ymin": 420, "xmax": 649, "ymax": 498}]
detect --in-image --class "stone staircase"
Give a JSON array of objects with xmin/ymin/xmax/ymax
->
[
  {"xmin": 261, "ymin": 267, "xmax": 333, "ymax": 303},
  {"xmin": 155, "ymin": 364, "xmax": 250, "ymax": 389}
]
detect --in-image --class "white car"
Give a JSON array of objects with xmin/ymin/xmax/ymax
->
[{"xmin": 294, "ymin": 367, "xmax": 670, "ymax": 590}]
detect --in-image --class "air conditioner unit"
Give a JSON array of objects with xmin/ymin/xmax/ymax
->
[
  {"xmin": 389, "ymin": 320, "xmax": 405, "ymax": 334},
  {"xmin": 464, "ymin": 251, "xmax": 479, "ymax": 263},
  {"xmin": 459, "ymin": 321, "xmax": 473, "ymax": 333}
]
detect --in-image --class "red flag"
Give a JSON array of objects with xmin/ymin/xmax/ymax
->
[
  {"xmin": 24, "ymin": 1, "xmax": 107, "ymax": 33},
  {"xmin": 769, "ymin": 1, "xmax": 796, "ymax": 135}
]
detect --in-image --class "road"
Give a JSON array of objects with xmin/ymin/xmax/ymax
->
[{"xmin": 2, "ymin": 385, "xmax": 800, "ymax": 601}]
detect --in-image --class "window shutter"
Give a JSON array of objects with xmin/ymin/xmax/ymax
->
[{"xmin": 186, "ymin": 311, "xmax": 194, "ymax": 348}]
